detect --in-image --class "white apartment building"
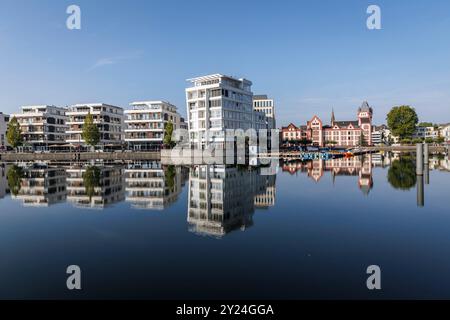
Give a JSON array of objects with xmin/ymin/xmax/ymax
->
[
  {"xmin": 124, "ymin": 101, "xmax": 181, "ymax": 150},
  {"xmin": 11, "ymin": 105, "xmax": 67, "ymax": 150},
  {"xmin": 253, "ymin": 95, "xmax": 276, "ymax": 130},
  {"xmin": 66, "ymin": 103, "xmax": 124, "ymax": 146},
  {"xmin": 413, "ymin": 126, "xmax": 439, "ymax": 140},
  {"xmin": 185, "ymin": 74, "xmax": 257, "ymax": 148},
  {"xmin": 440, "ymin": 124, "xmax": 450, "ymax": 143},
  {"xmin": 0, "ymin": 112, "xmax": 10, "ymax": 150}
]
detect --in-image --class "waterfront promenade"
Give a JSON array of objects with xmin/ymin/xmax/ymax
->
[{"xmin": 0, "ymin": 145, "xmax": 447, "ymax": 162}]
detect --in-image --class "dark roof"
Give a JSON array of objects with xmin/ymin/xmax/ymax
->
[
  {"xmin": 333, "ymin": 121, "xmax": 359, "ymax": 128},
  {"xmin": 253, "ymin": 95, "xmax": 268, "ymax": 100},
  {"xmin": 358, "ymin": 101, "xmax": 373, "ymax": 113}
]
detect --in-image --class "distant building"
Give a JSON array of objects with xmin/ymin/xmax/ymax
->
[
  {"xmin": 124, "ymin": 101, "xmax": 181, "ymax": 150},
  {"xmin": 281, "ymin": 123, "xmax": 307, "ymax": 141},
  {"xmin": 439, "ymin": 124, "xmax": 450, "ymax": 143},
  {"xmin": 0, "ymin": 112, "xmax": 10, "ymax": 150},
  {"xmin": 282, "ymin": 102, "xmax": 374, "ymax": 147},
  {"xmin": 11, "ymin": 105, "xmax": 68, "ymax": 151},
  {"xmin": 185, "ymin": 74, "xmax": 260, "ymax": 148},
  {"xmin": 253, "ymin": 95, "xmax": 276, "ymax": 130},
  {"xmin": 413, "ymin": 126, "xmax": 439, "ymax": 140},
  {"xmin": 372, "ymin": 124, "xmax": 389, "ymax": 145},
  {"xmin": 66, "ymin": 103, "xmax": 124, "ymax": 147}
]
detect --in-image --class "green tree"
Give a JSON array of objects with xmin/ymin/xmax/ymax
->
[
  {"xmin": 418, "ymin": 122, "xmax": 433, "ymax": 127},
  {"xmin": 387, "ymin": 157, "xmax": 417, "ymax": 190},
  {"xmin": 435, "ymin": 136, "xmax": 445, "ymax": 144},
  {"xmin": 163, "ymin": 121, "xmax": 175, "ymax": 148},
  {"xmin": 164, "ymin": 165, "xmax": 176, "ymax": 193},
  {"xmin": 424, "ymin": 137, "xmax": 434, "ymax": 144},
  {"xmin": 6, "ymin": 116, "xmax": 23, "ymax": 149},
  {"xmin": 83, "ymin": 166, "xmax": 101, "ymax": 200},
  {"xmin": 7, "ymin": 165, "xmax": 24, "ymax": 196},
  {"xmin": 298, "ymin": 138, "xmax": 312, "ymax": 146},
  {"xmin": 386, "ymin": 106, "xmax": 419, "ymax": 140},
  {"xmin": 82, "ymin": 113, "xmax": 100, "ymax": 148}
]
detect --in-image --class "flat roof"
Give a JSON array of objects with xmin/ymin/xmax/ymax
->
[{"xmin": 186, "ymin": 73, "xmax": 252, "ymax": 85}]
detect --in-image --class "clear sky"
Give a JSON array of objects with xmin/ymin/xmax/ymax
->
[{"xmin": 0, "ymin": 0, "xmax": 449, "ymax": 125}]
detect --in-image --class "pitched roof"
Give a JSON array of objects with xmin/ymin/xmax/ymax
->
[{"xmin": 333, "ymin": 121, "xmax": 360, "ymax": 128}]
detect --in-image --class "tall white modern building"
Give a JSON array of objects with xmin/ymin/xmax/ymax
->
[
  {"xmin": 253, "ymin": 95, "xmax": 276, "ymax": 130},
  {"xmin": 186, "ymin": 74, "xmax": 259, "ymax": 148},
  {"xmin": 66, "ymin": 103, "xmax": 124, "ymax": 147},
  {"xmin": 11, "ymin": 105, "xmax": 68, "ymax": 151},
  {"xmin": 0, "ymin": 112, "xmax": 10, "ymax": 150},
  {"xmin": 124, "ymin": 101, "xmax": 181, "ymax": 150}
]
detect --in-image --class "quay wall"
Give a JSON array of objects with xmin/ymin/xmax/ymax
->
[{"xmin": 0, "ymin": 152, "xmax": 160, "ymax": 162}]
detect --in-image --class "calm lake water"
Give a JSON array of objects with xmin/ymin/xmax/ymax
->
[{"xmin": 0, "ymin": 153, "xmax": 449, "ymax": 299}]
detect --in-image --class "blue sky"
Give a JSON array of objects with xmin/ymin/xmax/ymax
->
[{"xmin": 0, "ymin": 0, "xmax": 449, "ymax": 125}]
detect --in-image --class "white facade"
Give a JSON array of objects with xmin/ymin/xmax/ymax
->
[
  {"xmin": 124, "ymin": 101, "xmax": 181, "ymax": 150},
  {"xmin": 66, "ymin": 103, "xmax": 124, "ymax": 146},
  {"xmin": 253, "ymin": 95, "xmax": 276, "ymax": 130},
  {"xmin": 440, "ymin": 125, "xmax": 450, "ymax": 143},
  {"xmin": 185, "ymin": 74, "xmax": 256, "ymax": 148},
  {"xmin": 0, "ymin": 112, "xmax": 10, "ymax": 150},
  {"xmin": 413, "ymin": 126, "xmax": 439, "ymax": 140},
  {"xmin": 11, "ymin": 105, "xmax": 67, "ymax": 150}
]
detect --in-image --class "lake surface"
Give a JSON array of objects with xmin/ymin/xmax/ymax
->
[{"xmin": 0, "ymin": 153, "xmax": 450, "ymax": 299}]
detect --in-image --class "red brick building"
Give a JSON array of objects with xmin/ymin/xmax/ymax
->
[{"xmin": 281, "ymin": 101, "xmax": 373, "ymax": 147}]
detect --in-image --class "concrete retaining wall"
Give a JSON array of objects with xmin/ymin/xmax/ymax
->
[{"xmin": 0, "ymin": 151, "xmax": 160, "ymax": 162}]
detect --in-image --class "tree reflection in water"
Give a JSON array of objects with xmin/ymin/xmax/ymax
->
[
  {"xmin": 387, "ymin": 156, "xmax": 417, "ymax": 190},
  {"xmin": 83, "ymin": 166, "xmax": 101, "ymax": 200},
  {"xmin": 7, "ymin": 165, "xmax": 24, "ymax": 196}
]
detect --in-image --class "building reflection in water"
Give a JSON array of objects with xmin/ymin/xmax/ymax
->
[
  {"xmin": 66, "ymin": 165, "xmax": 125, "ymax": 209},
  {"xmin": 187, "ymin": 165, "xmax": 276, "ymax": 238},
  {"xmin": 0, "ymin": 163, "xmax": 9, "ymax": 199},
  {"xmin": 11, "ymin": 163, "xmax": 67, "ymax": 207},
  {"xmin": 124, "ymin": 161, "xmax": 186, "ymax": 210},
  {"xmin": 282, "ymin": 154, "xmax": 374, "ymax": 195}
]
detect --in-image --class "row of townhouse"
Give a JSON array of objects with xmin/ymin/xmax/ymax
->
[
  {"xmin": 6, "ymin": 101, "xmax": 185, "ymax": 151},
  {"xmin": 3, "ymin": 74, "xmax": 276, "ymax": 151}
]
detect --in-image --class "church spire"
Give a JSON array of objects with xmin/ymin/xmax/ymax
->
[{"xmin": 331, "ymin": 108, "xmax": 335, "ymax": 125}]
